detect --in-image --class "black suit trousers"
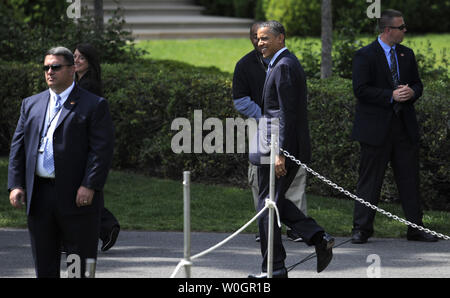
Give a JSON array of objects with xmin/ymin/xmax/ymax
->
[
  {"xmin": 257, "ymin": 165, "xmax": 323, "ymax": 271},
  {"xmin": 27, "ymin": 177, "xmax": 101, "ymax": 278},
  {"xmin": 100, "ymin": 207, "xmax": 119, "ymax": 242},
  {"xmin": 353, "ymin": 114, "xmax": 423, "ymax": 235}
]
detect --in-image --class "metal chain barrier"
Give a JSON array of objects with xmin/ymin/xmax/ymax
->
[
  {"xmin": 171, "ymin": 147, "xmax": 449, "ymax": 278},
  {"xmin": 280, "ymin": 148, "xmax": 450, "ymax": 241},
  {"xmin": 170, "ymin": 198, "xmax": 282, "ymax": 278},
  {"xmin": 171, "ymin": 136, "xmax": 283, "ymax": 278}
]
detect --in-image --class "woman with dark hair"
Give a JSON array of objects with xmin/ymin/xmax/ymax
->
[
  {"xmin": 74, "ymin": 43, "xmax": 103, "ymax": 96},
  {"xmin": 74, "ymin": 43, "xmax": 120, "ymax": 252}
]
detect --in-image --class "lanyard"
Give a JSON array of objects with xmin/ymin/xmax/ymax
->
[{"xmin": 39, "ymin": 99, "xmax": 63, "ymax": 148}]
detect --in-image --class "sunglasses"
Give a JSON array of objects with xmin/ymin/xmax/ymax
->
[
  {"xmin": 389, "ymin": 24, "xmax": 407, "ymax": 31},
  {"xmin": 42, "ymin": 64, "xmax": 72, "ymax": 72}
]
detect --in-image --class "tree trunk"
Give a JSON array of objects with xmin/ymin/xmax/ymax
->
[
  {"xmin": 321, "ymin": 0, "xmax": 333, "ymax": 79},
  {"xmin": 94, "ymin": 0, "xmax": 104, "ymax": 34}
]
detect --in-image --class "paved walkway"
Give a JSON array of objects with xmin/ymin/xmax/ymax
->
[{"xmin": 1, "ymin": 228, "xmax": 449, "ymax": 278}]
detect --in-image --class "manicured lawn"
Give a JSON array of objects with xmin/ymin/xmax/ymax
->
[
  {"xmin": 136, "ymin": 34, "xmax": 449, "ymax": 73},
  {"xmin": 1, "ymin": 157, "xmax": 449, "ymax": 238},
  {"xmin": 137, "ymin": 38, "xmax": 252, "ymax": 74}
]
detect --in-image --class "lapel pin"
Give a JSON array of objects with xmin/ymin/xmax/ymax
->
[
  {"xmin": 400, "ymin": 53, "xmax": 404, "ymax": 57},
  {"xmin": 70, "ymin": 101, "xmax": 75, "ymax": 105}
]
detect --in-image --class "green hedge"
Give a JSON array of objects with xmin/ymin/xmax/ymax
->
[
  {"xmin": 196, "ymin": 0, "xmax": 450, "ymax": 36},
  {"xmin": 0, "ymin": 1, "xmax": 145, "ymax": 64},
  {"xmin": 307, "ymin": 77, "xmax": 449, "ymax": 212},
  {"xmin": 258, "ymin": 0, "xmax": 450, "ymax": 36},
  {"xmin": 0, "ymin": 61, "xmax": 448, "ymax": 211}
]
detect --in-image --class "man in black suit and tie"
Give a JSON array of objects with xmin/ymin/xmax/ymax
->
[
  {"xmin": 8, "ymin": 46, "xmax": 115, "ymax": 277},
  {"xmin": 351, "ymin": 9, "xmax": 437, "ymax": 244},
  {"xmin": 248, "ymin": 21, "xmax": 334, "ymax": 278}
]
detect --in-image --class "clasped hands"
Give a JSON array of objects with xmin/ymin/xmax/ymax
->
[
  {"xmin": 393, "ymin": 84, "xmax": 414, "ymax": 102},
  {"xmin": 9, "ymin": 186, "xmax": 94, "ymax": 208}
]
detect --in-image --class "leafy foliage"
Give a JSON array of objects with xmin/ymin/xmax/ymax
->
[
  {"xmin": 1, "ymin": 60, "xmax": 448, "ymax": 211},
  {"xmin": 0, "ymin": 0, "xmax": 146, "ymax": 64}
]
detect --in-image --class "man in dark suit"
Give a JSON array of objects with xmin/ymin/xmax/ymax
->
[
  {"xmin": 8, "ymin": 46, "xmax": 115, "ymax": 277},
  {"xmin": 351, "ymin": 9, "xmax": 437, "ymax": 244},
  {"xmin": 233, "ymin": 21, "xmax": 309, "ymax": 243},
  {"xmin": 248, "ymin": 21, "xmax": 334, "ymax": 278}
]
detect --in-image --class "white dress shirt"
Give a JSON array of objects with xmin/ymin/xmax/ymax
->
[{"xmin": 36, "ymin": 82, "xmax": 74, "ymax": 178}]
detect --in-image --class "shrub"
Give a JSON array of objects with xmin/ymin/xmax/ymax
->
[
  {"xmin": 0, "ymin": 1, "xmax": 145, "ymax": 64},
  {"xmin": 288, "ymin": 36, "xmax": 449, "ymax": 81},
  {"xmin": 102, "ymin": 60, "xmax": 241, "ymax": 185},
  {"xmin": 383, "ymin": 0, "xmax": 450, "ymax": 34},
  {"xmin": 256, "ymin": 0, "xmax": 449, "ymax": 36},
  {"xmin": 287, "ymin": 38, "xmax": 321, "ymax": 79},
  {"xmin": 306, "ymin": 77, "xmax": 359, "ymax": 198},
  {"xmin": 307, "ymin": 77, "xmax": 449, "ymax": 211},
  {"xmin": 265, "ymin": 0, "xmax": 321, "ymax": 36},
  {"xmin": 0, "ymin": 63, "xmax": 47, "ymax": 155},
  {"xmin": 0, "ymin": 61, "xmax": 448, "ymax": 211},
  {"xmin": 415, "ymin": 79, "xmax": 450, "ymax": 210}
]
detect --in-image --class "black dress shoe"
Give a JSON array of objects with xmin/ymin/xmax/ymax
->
[
  {"xmin": 315, "ymin": 233, "xmax": 334, "ymax": 273},
  {"xmin": 351, "ymin": 231, "xmax": 369, "ymax": 244},
  {"xmin": 407, "ymin": 229, "xmax": 438, "ymax": 242},
  {"xmin": 248, "ymin": 267, "xmax": 288, "ymax": 278},
  {"xmin": 101, "ymin": 225, "xmax": 120, "ymax": 251}
]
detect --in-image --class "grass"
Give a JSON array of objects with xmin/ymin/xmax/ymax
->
[
  {"xmin": 136, "ymin": 34, "xmax": 450, "ymax": 73},
  {"xmin": 1, "ymin": 157, "xmax": 449, "ymax": 238},
  {"xmin": 137, "ymin": 38, "xmax": 253, "ymax": 74}
]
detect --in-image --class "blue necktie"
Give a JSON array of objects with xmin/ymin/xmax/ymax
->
[
  {"xmin": 390, "ymin": 48, "xmax": 402, "ymax": 114},
  {"xmin": 43, "ymin": 94, "xmax": 62, "ymax": 174},
  {"xmin": 390, "ymin": 48, "xmax": 399, "ymax": 88}
]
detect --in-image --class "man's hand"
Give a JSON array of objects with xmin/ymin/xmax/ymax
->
[
  {"xmin": 76, "ymin": 186, "xmax": 95, "ymax": 207},
  {"xmin": 9, "ymin": 188, "xmax": 25, "ymax": 208},
  {"xmin": 275, "ymin": 154, "xmax": 287, "ymax": 178},
  {"xmin": 393, "ymin": 84, "xmax": 415, "ymax": 102}
]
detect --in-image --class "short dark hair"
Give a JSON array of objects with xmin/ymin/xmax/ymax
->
[
  {"xmin": 250, "ymin": 21, "xmax": 264, "ymax": 36},
  {"xmin": 258, "ymin": 20, "xmax": 286, "ymax": 40},
  {"xmin": 378, "ymin": 9, "xmax": 403, "ymax": 33},
  {"xmin": 45, "ymin": 46, "xmax": 74, "ymax": 65}
]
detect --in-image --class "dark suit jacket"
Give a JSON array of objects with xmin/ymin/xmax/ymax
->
[
  {"xmin": 351, "ymin": 39, "xmax": 423, "ymax": 146},
  {"xmin": 8, "ymin": 85, "xmax": 114, "ymax": 215},
  {"xmin": 77, "ymin": 70, "xmax": 103, "ymax": 97},
  {"xmin": 232, "ymin": 49, "xmax": 267, "ymax": 108},
  {"xmin": 250, "ymin": 49, "xmax": 311, "ymax": 166}
]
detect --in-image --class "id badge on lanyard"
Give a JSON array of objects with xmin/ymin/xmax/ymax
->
[
  {"xmin": 38, "ymin": 136, "xmax": 48, "ymax": 153},
  {"xmin": 38, "ymin": 100, "xmax": 60, "ymax": 153}
]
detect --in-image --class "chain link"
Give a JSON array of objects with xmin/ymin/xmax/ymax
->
[{"xmin": 280, "ymin": 148, "xmax": 450, "ymax": 241}]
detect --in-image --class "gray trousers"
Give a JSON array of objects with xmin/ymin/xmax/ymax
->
[{"xmin": 248, "ymin": 162, "xmax": 307, "ymax": 216}]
